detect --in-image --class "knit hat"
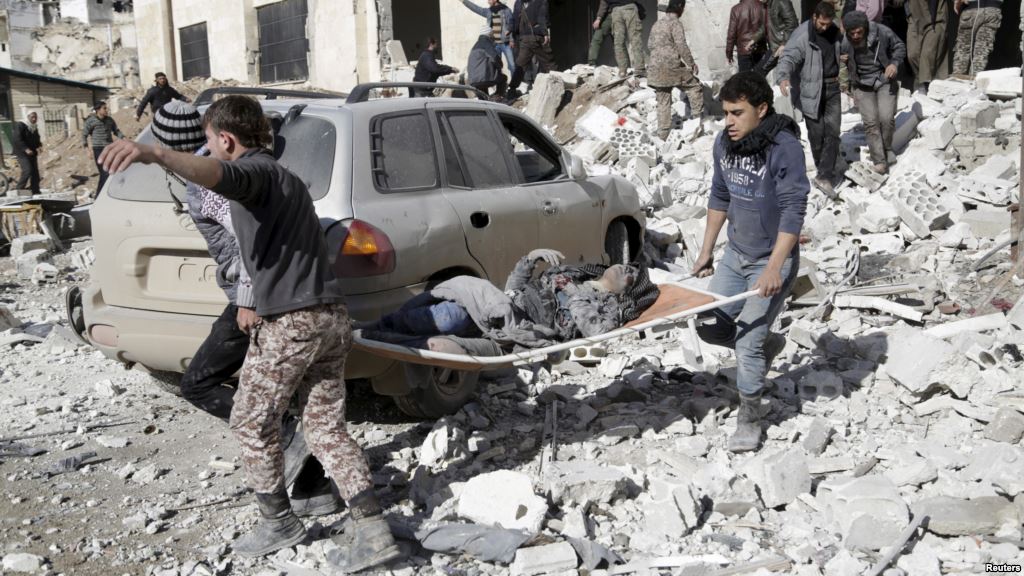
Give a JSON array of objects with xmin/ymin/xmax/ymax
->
[
  {"xmin": 152, "ymin": 100, "xmax": 205, "ymax": 152},
  {"xmin": 480, "ymin": 25, "xmax": 493, "ymax": 37},
  {"xmin": 667, "ymin": 0, "xmax": 686, "ymax": 13},
  {"xmin": 843, "ymin": 10, "xmax": 869, "ymax": 33}
]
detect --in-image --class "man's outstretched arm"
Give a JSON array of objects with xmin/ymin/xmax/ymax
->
[{"xmin": 99, "ymin": 140, "xmax": 223, "ymax": 190}]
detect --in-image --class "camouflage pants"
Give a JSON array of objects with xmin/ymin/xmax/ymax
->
[
  {"xmin": 654, "ymin": 82, "xmax": 703, "ymax": 139},
  {"xmin": 610, "ymin": 4, "xmax": 646, "ymax": 75},
  {"xmin": 229, "ymin": 303, "xmax": 373, "ymax": 498},
  {"xmin": 952, "ymin": 7, "xmax": 1002, "ymax": 76}
]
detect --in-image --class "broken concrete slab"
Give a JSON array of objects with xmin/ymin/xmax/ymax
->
[
  {"xmin": 959, "ymin": 100, "xmax": 1001, "ymax": 133},
  {"xmin": 976, "ymin": 68, "xmax": 1023, "ymax": 99},
  {"xmin": 911, "ymin": 496, "xmax": 1017, "ymax": 536},
  {"xmin": 15, "ymin": 249, "xmax": 51, "ymax": 280},
  {"xmin": 10, "ymin": 234, "xmax": 51, "ymax": 259},
  {"xmin": 547, "ymin": 462, "xmax": 632, "ymax": 506},
  {"xmin": 575, "ymin": 105, "xmax": 619, "ymax": 142},
  {"xmin": 959, "ymin": 206, "xmax": 1011, "ymax": 238},
  {"xmin": 510, "ymin": 541, "xmax": 578, "ymax": 575},
  {"xmin": 742, "ymin": 448, "xmax": 811, "ymax": 509},
  {"xmin": 1, "ymin": 553, "xmax": 45, "ymax": 573},
  {"xmin": 458, "ymin": 471, "xmax": 548, "ymax": 534},
  {"xmin": 801, "ymin": 417, "xmax": 834, "ymax": 456},
  {"xmin": 918, "ymin": 116, "xmax": 956, "ymax": 149},
  {"xmin": 523, "ymin": 73, "xmax": 564, "ymax": 129},
  {"xmin": 884, "ymin": 329, "xmax": 955, "ymax": 394},
  {"xmin": 927, "ymin": 78, "xmax": 972, "ymax": 101},
  {"xmin": 818, "ymin": 475, "xmax": 909, "ymax": 550},
  {"xmin": 965, "ymin": 444, "xmax": 1024, "ymax": 497},
  {"xmin": 984, "ymin": 407, "xmax": 1024, "ymax": 444},
  {"xmin": 0, "ymin": 305, "xmax": 21, "ymax": 331},
  {"xmin": 923, "ymin": 313, "xmax": 1008, "ymax": 339}
]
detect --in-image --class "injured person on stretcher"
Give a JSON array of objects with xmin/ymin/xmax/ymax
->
[{"xmin": 358, "ymin": 249, "xmax": 661, "ymax": 358}]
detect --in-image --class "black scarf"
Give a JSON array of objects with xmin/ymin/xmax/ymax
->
[
  {"xmin": 723, "ymin": 112, "xmax": 801, "ymax": 163},
  {"xmin": 491, "ymin": 1, "xmax": 508, "ymax": 12}
]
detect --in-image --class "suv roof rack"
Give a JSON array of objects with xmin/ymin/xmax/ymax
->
[
  {"xmin": 346, "ymin": 82, "xmax": 491, "ymax": 104},
  {"xmin": 195, "ymin": 86, "xmax": 346, "ymax": 107}
]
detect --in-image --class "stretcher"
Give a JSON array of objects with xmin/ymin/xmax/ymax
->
[{"xmin": 352, "ymin": 283, "xmax": 761, "ymax": 372}]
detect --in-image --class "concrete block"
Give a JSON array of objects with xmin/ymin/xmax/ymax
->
[
  {"xmin": 510, "ymin": 542, "xmax": 578, "ymax": 576},
  {"xmin": 799, "ymin": 370, "xmax": 843, "ymax": 401},
  {"xmin": 884, "ymin": 329, "xmax": 954, "ymax": 394},
  {"xmin": 918, "ymin": 116, "xmax": 956, "ymax": 150},
  {"xmin": 984, "ymin": 407, "xmax": 1024, "ymax": 444},
  {"xmin": 457, "ymin": 471, "xmax": 548, "ymax": 534},
  {"xmin": 911, "ymin": 496, "xmax": 1017, "ymax": 536},
  {"xmin": 10, "ymin": 234, "xmax": 51, "ymax": 259},
  {"xmin": 976, "ymin": 68, "xmax": 1023, "ymax": 99},
  {"xmin": 575, "ymin": 105, "xmax": 619, "ymax": 142},
  {"xmin": 885, "ymin": 456, "xmax": 938, "ymax": 486},
  {"xmin": 2, "ymin": 553, "xmax": 45, "ymax": 573},
  {"xmin": 970, "ymin": 154, "xmax": 1017, "ymax": 182},
  {"xmin": 547, "ymin": 462, "xmax": 631, "ymax": 506},
  {"xmin": 965, "ymin": 444, "xmax": 1024, "ymax": 497},
  {"xmin": 802, "ymin": 417, "xmax": 834, "ymax": 456},
  {"xmin": 959, "ymin": 207, "xmax": 1010, "ymax": 239},
  {"xmin": 15, "ymin": 249, "xmax": 51, "ymax": 280},
  {"xmin": 889, "ymin": 177, "xmax": 952, "ymax": 238},
  {"xmin": 643, "ymin": 476, "xmax": 702, "ymax": 539},
  {"xmin": 959, "ymin": 100, "xmax": 1001, "ymax": 133},
  {"xmin": 845, "ymin": 161, "xmax": 888, "ymax": 191},
  {"xmin": 523, "ymin": 73, "xmax": 564, "ymax": 129},
  {"xmin": 624, "ymin": 156, "xmax": 650, "ymax": 186},
  {"xmin": 788, "ymin": 319, "xmax": 827, "ymax": 349},
  {"xmin": 573, "ymin": 139, "xmax": 618, "ymax": 165},
  {"xmin": 743, "ymin": 448, "xmax": 811, "ymax": 509},
  {"xmin": 896, "ymin": 544, "xmax": 942, "ymax": 576},
  {"xmin": 32, "ymin": 263, "xmax": 59, "ymax": 284},
  {"xmin": 825, "ymin": 550, "xmax": 868, "ymax": 576},
  {"xmin": 818, "ymin": 475, "xmax": 909, "ymax": 550},
  {"xmin": 850, "ymin": 194, "xmax": 901, "ymax": 233},
  {"xmin": 927, "ymin": 78, "xmax": 972, "ymax": 102}
]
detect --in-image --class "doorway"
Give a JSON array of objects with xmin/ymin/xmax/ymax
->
[
  {"xmin": 391, "ymin": 0, "xmax": 442, "ymax": 64},
  {"xmin": 549, "ymin": 0, "xmax": 658, "ymax": 70}
]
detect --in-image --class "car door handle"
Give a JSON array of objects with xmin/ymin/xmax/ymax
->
[
  {"xmin": 542, "ymin": 201, "xmax": 557, "ymax": 215},
  {"xmin": 470, "ymin": 211, "xmax": 490, "ymax": 228}
]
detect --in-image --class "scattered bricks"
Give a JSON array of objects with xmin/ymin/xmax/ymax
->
[
  {"xmin": 959, "ymin": 100, "xmax": 1001, "ymax": 133},
  {"xmin": 918, "ymin": 115, "xmax": 956, "ymax": 150},
  {"xmin": 926, "ymin": 78, "xmax": 972, "ymax": 101},
  {"xmin": 884, "ymin": 329, "xmax": 954, "ymax": 394},
  {"xmin": 818, "ymin": 475, "xmax": 909, "ymax": 550},
  {"xmin": 890, "ymin": 178, "xmax": 952, "ymax": 238},
  {"xmin": 742, "ymin": 448, "xmax": 811, "ymax": 509},
  {"xmin": 798, "ymin": 370, "xmax": 843, "ymax": 401},
  {"xmin": 547, "ymin": 462, "xmax": 632, "ymax": 506},
  {"xmin": 31, "ymin": 263, "xmax": 59, "ymax": 285},
  {"xmin": 984, "ymin": 407, "xmax": 1024, "ymax": 444},
  {"xmin": 510, "ymin": 542, "xmax": 578, "ymax": 576},
  {"xmin": 911, "ymin": 496, "xmax": 1017, "ymax": 536},
  {"xmin": 802, "ymin": 417, "xmax": 834, "ymax": 456},
  {"xmin": 845, "ymin": 161, "xmax": 888, "ymax": 191},
  {"xmin": 975, "ymin": 68, "xmax": 1023, "ymax": 99},
  {"xmin": 16, "ymin": 249, "xmax": 51, "ymax": 280},
  {"xmin": 575, "ymin": 105, "xmax": 619, "ymax": 142},
  {"xmin": 523, "ymin": 73, "xmax": 564, "ymax": 128},
  {"xmin": 959, "ymin": 206, "xmax": 1011, "ymax": 239},
  {"xmin": 458, "ymin": 471, "xmax": 548, "ymax": 534},
  {"xmin": 10, "ymin": 234, "xmax": 51, "ymax": 259}
]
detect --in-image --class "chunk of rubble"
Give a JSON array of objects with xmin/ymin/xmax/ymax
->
[
  {"xmin": 975, "ymin": 68, "xmax": 1023, "ymax": 99},
  {"xmin": 10, "ymin": 234, "xmax": 51, "ymax": 259},
  {"xmin": 818, "ymin": 475, "xmax": 909, "ymax": 550},
  {"xmin": 912, "ymin": 496, "xmax": 1017, "ymax": 536},
  {"xmin": 2, "ymin": 553, "xmax": 46, "ymax": 573},
  {"xmin": 884, "ymin": 328, "xmax": 954, "ymax": 395},
  {"xmin": 457, "ymin": 471, "xmax": 547, "ymax": 534},
  {"xmin": 523, "ymin": 73, "xmax": 564, "ymax": 128},
  {"xmin": 546, "ymin": 462, "xmax": 633, "ymax": 506},
  {"xmin": 510, "ymin": 541, "xmax": 578, "ymax": 576},
  {"xmin": 741, "ymin": 448, "xmax": 811, "ymax": 509},
  {"xmin": 575, "ymin": 105, "xmax": 619, "ymax": 142}
]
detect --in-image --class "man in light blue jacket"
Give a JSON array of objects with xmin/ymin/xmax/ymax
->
[{"xmin": 460, "ymin": 0, "xmax": 516, "ymax": 75}]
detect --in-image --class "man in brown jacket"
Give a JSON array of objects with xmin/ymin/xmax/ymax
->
[
  {"xmin": 648, "ymin": 0, "xmax": 703, "ymax": 139},
  {"xmin": 727, "ymin": 0, "xmax": 769, "ymax": 72}
]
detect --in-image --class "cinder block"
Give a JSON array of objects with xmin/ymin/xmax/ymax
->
[
  {"xmin": 970, "ymin": 154, "xmax": 1017, "ymax": 181},
  {"xmin": 918, "ymin": 116, "xmax": 956, "ymax": 150},
  {"xmin": 959, "ymin": 100, "xmax": 1001, "ymax": 133},
  {"xmin": 976, "ymin": 68, "xmax": 1023, "ymax": 99},
  {"xmin": 927, "ymin": 78, "xmax": 972, "ymax": 102},
  {"xmin": 889, "ymin": 177, "xmax": 952, "ymax": 238},
  {"xmin": 957, "ymin": 176, "xmax": 1014, "ymax": 206},
  {"xmin": 799, "ymin": 370, "xmax": 843, "ymax": 401},
  {"xmin": 10, "ymin": 234, "xmax": 51, "ymax": 259},
  {"xmin": 845, "ymin": 161, "xmax": 888, "ymax": 191},
  {"xmin": 575, "ymin": 105, "xmax": 619, "ymax": 142},
  {"xmin": 850, "ymin": 195, "xmax": 901, "ymax": 233}
]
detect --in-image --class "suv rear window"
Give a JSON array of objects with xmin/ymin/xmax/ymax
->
[
  {"xmin": 107, "ymin": 114, "xmax": 336, "ymax": 202},
  {"xmin": 370, "ymin": 113, "xmax": 438, "ymax": 191}
]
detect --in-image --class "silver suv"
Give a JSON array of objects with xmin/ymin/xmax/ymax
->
[{"xmin": 76, "ymin": 85, "xmax": 645, "ymax": 417}]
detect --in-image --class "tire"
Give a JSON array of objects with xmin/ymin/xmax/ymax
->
[
  {"xmin": 605, "ymin": 220, "xmax": 631, "ymax": 265},
  {"xmin": 392, "ymin": 363, "xmax": 479, "ymax": 419},
  {"xmin": 146, "ymin": 369, "xmax": 184, "ymax": 397}
]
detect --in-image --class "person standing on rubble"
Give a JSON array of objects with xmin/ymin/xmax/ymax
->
[
  {"xmin": 906, "ymin": 0, "xmax": 954, "ymax": 92},
  {"xmin": 508, "ymin": 0, "xmax": 556, "ymax": 99},
  {"xmin": 951, "ymin": 0, "xmax": 1002, "ymax": 77},
  {"xmin": 726, "ymin": 0, "xmax": 769, "ymax": 72},
  {"xmin": 777, "ymin": 1, "xmax": 843, "ymax": 198},
  {"xmin": 758, "ymin": 0, "xmax": 799, "ymax": 74},
  {"xmin": 840, "ymin": 10, "xmax": 906, "ymax": 174},
  {"xmin": 12, "ymin": 111, "xmax": 43, "ymax": 196},
  {"xmin": 597, "ymin": 0, "xmax": 647, "ymax": 77},
  {"xmin": 149, "ymin": 100, "xmax": 340, "ymax": 520},
  {"xmin": 412, "ymin": 38, "xmax": 459, "ymax": 97},
  {"xmin": 647, "ymin": 0, "xmax": 704, "ymax": 140},
  {"xmin": 459, "ymin": 0, "xmax": 516, "ymax": 76},
  {"xmin": 135, "ymin": 72, "xmax": 190, "ymax": 121},
  {"xmin": 98, "ymin": 95, "xmax": 401, "ymax": 571},
  {"xmin": 83, "ymin": 101, "xmax": 123, "ymax": 198},
  {"xmin": 691, "ymin": 71, "xmax": 809, "ymax": 453}
]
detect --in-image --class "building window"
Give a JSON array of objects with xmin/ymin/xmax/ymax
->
[
  {"xmin": 180, "ymin": 23, "xmax": 210, "ymax": 80},
  {"xmin": 257, "ymin": 0, "xmax": 309, "ymax": 84}
]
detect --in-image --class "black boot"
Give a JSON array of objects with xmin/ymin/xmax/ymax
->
[
  {"xmin": 291, "ymin": 458, "xmax": 343, "ymax": 517},
  {"xmin": 233, "ymin": 490, "xmax": 307, "ymax": 558},
  {"xmin": 326, "ymin": 489, "xmax": 401, "ymax": 573},
  {"xmin": 728, "ymin": 393, "xmax": 768, "ymax": 453}
]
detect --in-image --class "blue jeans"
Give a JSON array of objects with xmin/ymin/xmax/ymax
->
[
  {"xmin": 497, "ymin": 42, "xmax": 516, "ymax": 76},
  {"xmin": 697, "ymin": 246, "xmax": 798, "ymax": 396},
  {"xmin": 380, "ymin": 292, "xmax": 477, "ymax": 337}
]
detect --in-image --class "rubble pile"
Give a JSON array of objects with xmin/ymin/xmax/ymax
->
[
  {"xmin": 30, "ymin": 18, "xmax": 140, "ymax": 89},
  {"xmin": 1, "ymin": 63, "xmax": 1023, "ymax": 575}
]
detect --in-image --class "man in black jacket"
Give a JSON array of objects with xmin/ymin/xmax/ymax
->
[
  {"xmin": 412, "ymin": 38, "xmax": 459, "ymax": 97},
  {"xmin": 508, "ymin": 0, "xmax": 556, "ymax": 98},
  {"xmin": 135, "ymin": 72, "xmax": 190, "ymax": 121},
  {"xmin": 12, "ymin": 112, "xmax": 43, "ymax": 195}
]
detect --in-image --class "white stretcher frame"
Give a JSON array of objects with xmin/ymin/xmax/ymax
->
[{"xmin": 352, "ymin": 283, "xmax": 761, "ymax": 372}]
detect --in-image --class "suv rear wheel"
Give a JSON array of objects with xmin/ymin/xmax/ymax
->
[
  {"xmin": 393, "ymin": 363, "xmax": 479, "ymax": 419},
  {"xmin": 605, "ymin": 220, "xmax": 631, "ymax": 265}
]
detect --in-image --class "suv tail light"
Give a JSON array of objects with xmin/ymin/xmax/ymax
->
[{"xmin": 334, "ymin": 219, "xmax": 396, "ymax": 278}]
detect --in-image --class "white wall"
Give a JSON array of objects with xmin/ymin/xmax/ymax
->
[{"xmin": 60, "ymin": 0, "xmax": 114, "ymax": 24}]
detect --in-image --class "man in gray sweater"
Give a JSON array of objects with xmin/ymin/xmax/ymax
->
[
  {"xmin": 99, "ymin": 96, "xmax": 400, "ymax": 572},
  {"xmin": 82, "ymin": 101, "xmax": 123, "ymax": 197}
]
